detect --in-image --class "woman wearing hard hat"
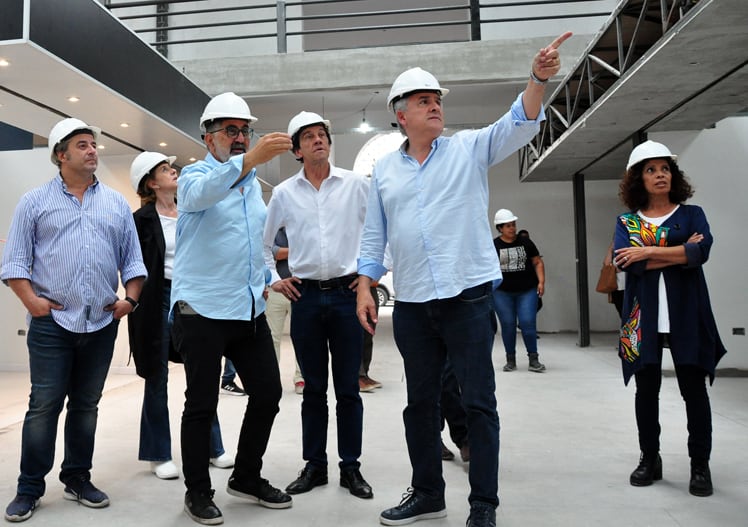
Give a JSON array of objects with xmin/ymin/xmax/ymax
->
[
  {"xmin": 491, "ymin": 208, "xmax": 546, "ymax": 373},
  {"xmin": 127, "ymin": 152, "xmax": 233, "ymax": 481},
  {"xmin": 613, "ymin": 140, "xmax": 726, "ymax": 497}
]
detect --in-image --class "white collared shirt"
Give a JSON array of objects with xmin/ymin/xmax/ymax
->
[{"xmin": 263, "ymin": 164, "xmax": 370, "ymax": 283}]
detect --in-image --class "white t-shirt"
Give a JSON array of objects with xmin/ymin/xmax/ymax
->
[{"xmin": 159, "ymin": 214, "xmax": 177, "ymax": 281}]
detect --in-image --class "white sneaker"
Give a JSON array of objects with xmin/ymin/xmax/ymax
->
[
  {"xmin": 210, "ymin": 453, "xmax": 235, "ymax": 469},
  {"xmin": 150, "ymin": 461, "xmax": 179, "ymax": 480}
]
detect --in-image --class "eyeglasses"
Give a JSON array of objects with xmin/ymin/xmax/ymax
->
[{"xmin": 209, "ymin": 125, "xmax": 254, "ymax": 139}]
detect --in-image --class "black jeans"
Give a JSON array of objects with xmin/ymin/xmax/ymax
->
[
  {"xmin": 633, "ymin": 337, "xmax": 712, "ymax": 460},
  {"xmin": 173, "ymin": 307, "xmax": 281, "ymax": 492}
]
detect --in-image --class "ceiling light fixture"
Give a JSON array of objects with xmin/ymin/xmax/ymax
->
[
  {"xmin": 356, "ymin": 91, "xmax": 378, "ymax": 133},
  {"xmin": 159, "ymin": 142, "xmax": 167, "ymax": 147},
  {"xmin": 120, "ymin": 122, "xmax": 129, "ymax": 128},
  {"xmin": 0, "ymin": 59, "xmax": 10, "ymax": 67},
  {"xmin": 67, "ymin": 96, "xmax": 80, "ymax": 103}
]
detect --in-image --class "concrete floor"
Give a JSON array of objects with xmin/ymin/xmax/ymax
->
[{"xmin": 1, "ymin": 306, "xmax": 747, "ymax": 526}]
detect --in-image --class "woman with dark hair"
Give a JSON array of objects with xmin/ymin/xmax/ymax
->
[
  {"xmin": 613, "ymin": 140, "xmax": 726, "ymax": 497},
  {"xmin": 128, "ymin": 152, "xmax": 233, "ymax": 480}
]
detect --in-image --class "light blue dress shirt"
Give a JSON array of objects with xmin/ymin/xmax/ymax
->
[
  {"xmin": 358, "ymin": 92, "xmax": 543, "ymax": 303},
  {"xmin": 1, "ymin": 175, "xmax": 146, "ymax": 332},
  {"xmin": 171, "ymin": 152, "xmax": 268, "ymax": 320}
]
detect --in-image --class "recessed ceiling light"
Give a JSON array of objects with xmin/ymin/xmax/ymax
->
[
  {"xmin": 120, "ymin": 122, "xmax": 129, "ymax": 128},
  {"xmin": 67, "ymin": 96, "xmax": 80, "ymax": 103},
  {"xmin": 97, "ymin": 144, "xmax": 106, "ymax": 150},
  {"xmin": 159, "ymin": 142, "xmax": 167, "ymax": 147},
  {"xmin": 189, "ymin": 157, "xmax": 196, "ymax": 162},
  {"xmin": 0, "ymin": 59, "xmax": 10, "ymax": 67}
]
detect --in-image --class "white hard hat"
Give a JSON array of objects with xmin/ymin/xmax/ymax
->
[
  {"xmin": 199, "ymin": 92, "xmax": 257, "ymax": 132},
  {"xmin": 287, "ymin": 111, "xmax": 331, "ymax": 138},
  {"xmin": 130, "ymin": 151, "xmax": 177, "ymax": 193},
  {"xmin": 387, "ymin": 67, "xmax": 449, "ymax": 110},
  {"xmin": 626, "ymin": 140, "xmax": 677, "ymax": 170},
  {"xmin": 48, "ymin": 118, "xmax": 101, "ymax": 165},
  {"xmin": 494, "ymin": 208, "xmax": 518, "ymax": 225}
]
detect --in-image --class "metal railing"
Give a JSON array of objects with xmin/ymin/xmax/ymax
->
[{"xmin": 103, "ymin": 0, "xmax": 612, "ymax": 57}]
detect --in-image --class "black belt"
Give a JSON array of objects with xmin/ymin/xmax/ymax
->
[{"xmin": 303, "ymin": 273, "xmax": 357, "ymax": 291}]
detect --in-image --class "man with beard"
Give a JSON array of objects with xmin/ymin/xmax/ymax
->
[{"xmin": 170, "ymin": 92, "xmax": 293, "ymax": 525}]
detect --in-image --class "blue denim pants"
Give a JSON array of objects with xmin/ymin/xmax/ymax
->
[
  {"xmin": 290, "ymin": 281, "xmax": 363, "ymax": 470},
  {"xmin": 492, "ymin": 287, "xmax": 538, "ymax": 357},
  {"xmin": 18, "ymin": 315, "xmax": 118, "ymax": 498},
  {"xmin": 139, "ymin": 285, "xmax": 225, "ymax": 462},
  {"xmin": 393, "ymin": 282, "xmax": 500, "ymax": 507}
]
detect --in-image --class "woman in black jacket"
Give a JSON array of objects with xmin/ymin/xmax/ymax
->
[{"xmin": 128, "ymin": 152, "xmax": 232, "ymax": 479}]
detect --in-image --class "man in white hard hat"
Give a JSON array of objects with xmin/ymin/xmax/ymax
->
[
  {"xmin": 262, "ymin": 111, "xmax": 373, "ymax": 500},
  {"xmin": 356, "ymin": 32, "xmax": 573, "ymax": 527},
  {"xmin": 2, "ymin": 118, "xmax": 146, "ymax": 522},
  {"xmin": 170, "ymin": 92, "xmax": 293, "ymax": 524}
]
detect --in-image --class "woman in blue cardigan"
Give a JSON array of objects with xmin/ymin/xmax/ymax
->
[{"xmin": 613, "ymin": 140, "xmax": 726, "ymax": 497}]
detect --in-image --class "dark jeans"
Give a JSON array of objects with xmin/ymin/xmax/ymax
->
[
  {"xmin": 634, "ymin": 336, "xmax": 712, "ymax": 460},
  {"xmin": 139, "ymin": 285, "xmax": 224, "ymax": 462},
  {"xmin": 172, "ymin": 308, "xmax": 281, "ymax": 492},
  {"xmin": 393, "ymin": 282, "xmax": 500, "ymax": 507},
  {"xmin": 290, "ymin": 281, "xmax": 363, "ymax": 470},
  {"xmin": 441, "ymin": 360, "xmax": 468, "ymax": 448},
  {"xmin": 18, "ymin": 315, "xmax": 118, "ymax": 498}
]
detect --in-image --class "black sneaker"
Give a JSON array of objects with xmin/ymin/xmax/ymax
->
[
  {"xmin": 62, "ymin": 476, "xmax": 109, "ymax": 508},
  {"xmin": 5, "ymin": 494, "xmax": 40, "ymax": 522},
  {"xmin": 227, "ymin": 477, "xmax": 292, "ymax": 509},
  {"xmin": 184, "ymin": 489, "xmax": 223, "ymax": 525},
  {"xmin": 466, "ymin": 502, "xmax": 496, "ymax": 527},
  {"xmin": 380, "ymin": 488, "xmax": 446, "ymax": 526},
  {"xmin": 221, "ymin": 381, "xmax": 246, "ymax": 396}
]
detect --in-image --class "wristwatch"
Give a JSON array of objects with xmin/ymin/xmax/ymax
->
[{"xmin": 124, "ymin": 296, "xmax": 140, "ymax": 312}]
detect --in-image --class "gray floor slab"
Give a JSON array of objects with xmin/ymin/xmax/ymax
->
[{"xmin": 1, "ymin": 306, "xmax": 746, "ymax": 526}]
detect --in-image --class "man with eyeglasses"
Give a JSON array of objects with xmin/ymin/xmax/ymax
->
[
  {"xmin": 262, "ymin": 111, "xmax": 373, "ymax": 501},
  {"xmin": 171, "ymin": 92, "xmax": 293, "ymax": 525}
]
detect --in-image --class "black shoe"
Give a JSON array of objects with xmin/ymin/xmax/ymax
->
[
  {"xmin": 379, "ymin": 488, "xmax": 446, "ymax": 526},
  {"xmin": 62, "ymin": 475, "xmax": 109, "ymax": 508},
  {"xmin": 629, "ymin": 453, "xmax": 662, "ymax": 486},
  {"xmin": 466, "ymin": 502, "xmax": 496, "ymax": 527},
  {"xmin": 340, "ymin": 468, "xmax": 373, "ymax": 499},
  {"xmin": 184, "ymin": 489, "xmax": 223, "ymax": 525},
  {"xmin": 220, "ymin": 381, "xmax": 246, "ymax": 396},
  {"xmin": 689, "ymin": 459, "xmax": 713, "ymax": 497},
  {"xmin": 227, "ymin": 477, "xmax": 292, "ymax": 509},
  {"xmin": 441, "ymin": 441, "xmax": 455, "ymax": 461},
  {"xmin": 285, "ymin": 466, "xmax": 328, "ymax": 495}
]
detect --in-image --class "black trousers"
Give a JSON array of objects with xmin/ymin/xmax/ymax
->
[
  {"xmin": 633, "ymin": 336, "xmax": 712, "ymax": 460},
  {"xmin": 173, "ymin": 307, "xmax": 281, "ymax": 492}
]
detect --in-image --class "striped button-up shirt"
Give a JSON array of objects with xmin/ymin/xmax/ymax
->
[{"xmin": 1, "ymin": 175, "xmax": 147, "ymax": 333}]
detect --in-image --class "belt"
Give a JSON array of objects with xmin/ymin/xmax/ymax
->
[{"xmin": 303, "ymin": 273, "xmax": 357, "ymax": 291}]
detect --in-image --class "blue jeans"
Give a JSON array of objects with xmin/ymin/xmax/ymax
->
[
  {"xmin": 290, "ymin": 281, "xmax": 363, "ymax": 470},
  {"xmin": 139, "ymin": 285, "xmax": 225, "ymax": 461},
  {"xmin": 172, "ymin": 308, "xmax": 281, "ymax": 492},
  {"xmin": 492, "ymin": 288, "xmax": 538, "ymax": 357},
  {"xmin": 18, "ymin": 315, "xmax": 119, "ymax": 498},
  {"xmin": 393, "ymin": 282, "xmax": 500, "ymax": 507},
  {"xmin": 221, "ymin": 359, "xmax": 237, "ymax": 385}
]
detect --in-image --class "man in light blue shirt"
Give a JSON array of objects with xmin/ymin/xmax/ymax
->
[
  {"xmin": 170, "ymin": 92, "xmax": 294, "ymax": 525},
  {"xmin": 357, "ymin": 33, "xmax": 573, "ymax": 527},
  {"xmin": 2, "ymin": 118, "xmax": 146, "ymax": 522}
]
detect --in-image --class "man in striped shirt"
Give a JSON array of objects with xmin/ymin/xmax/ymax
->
[{"xmin": 2, "ymin": 118, "xmax": 146, "ymax": 523}]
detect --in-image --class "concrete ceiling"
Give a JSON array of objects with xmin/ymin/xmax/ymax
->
[{"xmin": 521, "ymin": 0, "xmax": 748, "ymax": 181}]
